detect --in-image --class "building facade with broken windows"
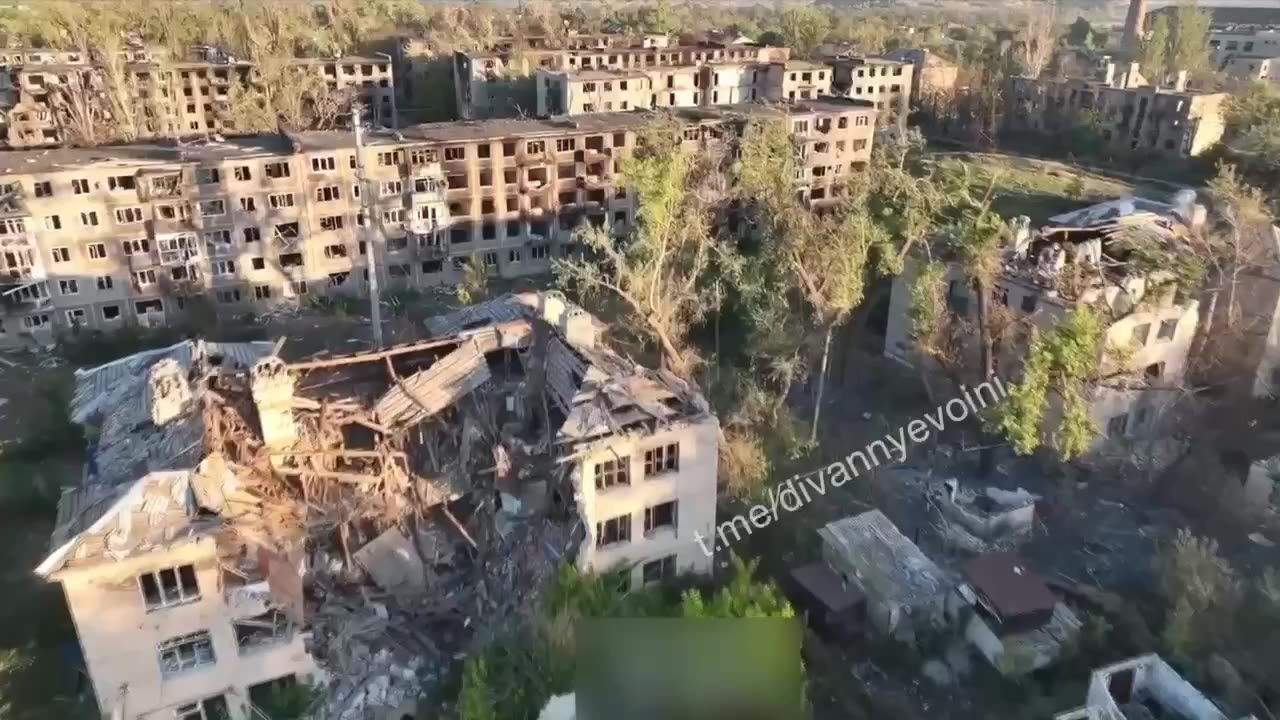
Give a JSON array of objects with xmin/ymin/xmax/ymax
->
[
  {"xmin": 535, "ymin": 58, "xmax": 834, "ymax": 116},
  {"xmin": 883, "ymin": 194, "xmax": 1205, "ymax": 458},
  {"xmin": 36, "ymin": 294, "xmax": 719, "ymax": 719},
  {"xmin": 827, "ymin": 56, "xmax": 914, "ymax": 125},
  {"xmin": 0, "ymin": 47, "xmax": 396, "ymax": 149},
  {"xmin": 1007, "ymin": 62, "xmax": 1228, "ymax": 158},
  {"xmin": 452, "ymin": 37, "xmax": 790, "ymax": 119},
  {"xmin": 0, "ymin": 101, "xmax": 873, "ymax": 348}
]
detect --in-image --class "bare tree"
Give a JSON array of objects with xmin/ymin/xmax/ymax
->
[
  {"xmin": 49, "ymin": 71, "xmax": 112, "ymax": 146},
  {"xmin": 1019, "ymin": 0, "xmax": 1058, "ymax": 79}
]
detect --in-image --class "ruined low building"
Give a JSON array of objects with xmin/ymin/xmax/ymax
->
[
  {"xmin": 817, "ymin": 510, "xmax": 951, "ymax": 642},
  {"xmin": 884, "ymin": 193, "xmax": 1205, "ymax": 459},
  {"xmin": 36, "ymin": 294, "xmax": 718, "ymax": 718},
  {"xmin": 1055, "ymin": 654, "xmax": 1257, "ymax": 720},
  {"xmin": 936, "ymin": 481, "xmax": 1037, "ymax": 543},
  {"xmin": 1007, "ymin": 61, "xmax": 1227, "ymax": 158},
  {"xmin": 949, "ymin": 551, "xmax": 1081, "ymax": 675}
]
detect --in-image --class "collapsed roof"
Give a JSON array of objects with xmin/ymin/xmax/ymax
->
[{"xmin": 36, "ymin": 292, "xmax": 715, "ymax": 715}]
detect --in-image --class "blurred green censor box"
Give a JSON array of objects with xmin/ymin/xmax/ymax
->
[{"xmin": 576, "ymin": 617, "xmax": 803, "ymax": 720}]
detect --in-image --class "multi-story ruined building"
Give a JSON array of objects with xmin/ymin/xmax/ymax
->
[
  {"xmin": 454, "ymin": 39, "xmax": 792, "ymax": 119},
  {"xmin": 0, "ymin": 98, "xmax": 875, "ymax": 348},
  {"xmin": 1007, "ymin": 62, "xmax": 1228, "ymax": 158},
  {"xmin": 828, "ymin": 56, "xmax": 913, "ymax": 124},
  {"xmin": 884, "ymin": 193, "xmax": 1205, "ymax": 459},
  {"xmin": 36, "ymin": 290, "xmax": 721, "ymax": 719},
  {"xmin": 535, "ymin": 58, "xmax": 834, "ymax": 116},
  {"xmin": 0, "ymin": 49, "xmax": 397, "ymax": 148}
]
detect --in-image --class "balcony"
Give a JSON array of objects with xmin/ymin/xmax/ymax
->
[{"xmin": 1, "ymin": 279, "xmax": 51, "ymax": 313}]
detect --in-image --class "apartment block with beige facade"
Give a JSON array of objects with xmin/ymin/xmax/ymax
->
[
  {"xmin": 1007, "ymin": 62, "xmax": 1228, "ymax": 158},
  {"xmin": 0, "ymin": 100, "xmax": 875, "ymax": 349},
  {"xmin": 0, "ymin": 49, "xmax": 396, "ymax": 148}
]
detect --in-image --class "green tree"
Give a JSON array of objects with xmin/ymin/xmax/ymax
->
[
  {"xmin": 1169, "ymin": 2, "xmax": 1212, "ymax": 79},
  {"xmin": 1067, "ymin": 16, "xmax": 1093, "ymax": 46},
  {"xmin": 778, "ymin": 6, "xmax": 828, "ymax": 58},
  {"xmin": 459, "ymin": 657, "xmax": 497, "ymax": 720},
  {"xmin": 679, "ymin": 555, "xmax": 795, "ymax": 618},
  {"xmin": 988, "ymin": 307, "xmax": 1103, "ymax": 459},
  {"xmin": 1142, "ymin": 14, "xmax": 1171, "ymax": 82},
  {"xmin": 736, "ymin": 118, "xmax": 879, "ymax": 443},
  {"xmin": 1156, "ymin": 530, "xmax": 1240, "ymax": 662},
  {"xmin": 554, "ymin": 118, "xmax": 730, "ymax": 378}
]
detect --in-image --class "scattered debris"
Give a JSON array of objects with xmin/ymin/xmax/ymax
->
[{"xmin": 36, "ymin": 293, "xmax": 717, "ymax": 718}]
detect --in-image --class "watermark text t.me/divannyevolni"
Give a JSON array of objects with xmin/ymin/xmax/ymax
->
[{"xmin": 694, "ymin": 376, "xmax": 1012, "ymax": 556}]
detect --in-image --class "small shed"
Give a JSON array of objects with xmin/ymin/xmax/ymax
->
[
  {"xmin": 785, "ymin": 562, "xmax": 866, "ymax": 639},
  {"xmin": 818, "ymin": 510, "xmax": 951, "ymax": 642}
]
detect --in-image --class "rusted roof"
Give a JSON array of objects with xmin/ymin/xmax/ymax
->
[{"xmin": 963, "ymin": 551, "xmax": 1056, "ymax": 621}]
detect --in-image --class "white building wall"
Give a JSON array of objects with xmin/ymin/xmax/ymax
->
[
  {"xmin": 58, "ymin": 538, "xmax": 319, "ymax": 720},
  {"xmin": 572, "ymin": 416, "xmax": 719, "ymax": 588}
]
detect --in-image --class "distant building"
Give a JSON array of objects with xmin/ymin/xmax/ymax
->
[
  {"xmin": 1222, "ymin": 53, "xmax": 1280, "ymax": 84},
  {"xmin": 1007, "ymin": 62, "xmax": 1228, "ymax": 158},
  {"xmin": 1055, "ymin": 654, "xmax": 1257, "ymax": 720},
  {"xmin": 0, "ymin": 48, "xmax": 396, "ymax": 148},
  {"xmin": 828, "ymin": 56, "xmax": 913, "ymax": 125},
  {"xmin": 882, "ymin": 48, "xmax": 959, "ymax": 101},
  {"xmin": 454, "ymin": 39, "xmax": 790, "ymax": 120}
]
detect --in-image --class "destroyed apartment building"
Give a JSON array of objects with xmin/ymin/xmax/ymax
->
[
  {"xmin": 885, "ymin": 192, "xmax": 1205, "ymax": 459},
  {"xmin": 34, "ymin": 291, "xmax": 719, "ymax": 720}
]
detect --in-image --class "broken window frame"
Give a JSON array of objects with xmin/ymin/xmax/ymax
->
[
  {"xmin": 157, "ymin": 630, "xmax": 216, "ymax": 677},
  {"xmin": 594, "ymin": 456, "xmax": 630, "ymax": 489},
  {"xmin": 595, "ymin": 513, "xmax": 631, "ymax": 548},
  {"xmin": 643, "ymin": 500, "xmax": 677, "ymax": 535},
  {"xmin": 138, "ymin": 564, "xmax": 200, "ymax": 611},
  {"xmin": 642, "ymin": 555, "xmax": 677, "ymax": 585},
  {"xmin": 233, "ymin": 610, "xmax": 293, "ymax": 656},
  {"xmin": 643, "ymin": 443, "xmax": 679, "ymax": 477},
  {"xmin": 175, "ymin": 694, "xmax": 230, "ymax": 720}
]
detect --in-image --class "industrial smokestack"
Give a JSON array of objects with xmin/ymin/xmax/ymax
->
[{"xmin": 1123, "ymin": 0, "xmax": 1149, "ymax": 53}]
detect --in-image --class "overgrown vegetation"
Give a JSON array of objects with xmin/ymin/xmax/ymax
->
[{"xmin": 458, "ymin": 557, "xmax": 794, "ymax": 720}]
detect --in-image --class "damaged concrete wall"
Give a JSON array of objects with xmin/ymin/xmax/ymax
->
[
  {"xmin": 146, "ymin": 359, "xmax": 192, "ymax": 427},
  {"xmin": 60, "ymin": 538, "xmax": 319, "ymax": 720},
  {"xmin": 572, "ymin": 415, "xmax": 719, "ymax": 589},
  {"xmin": 251, "ymin": 357, "xmax": 297, "ymax": 452},
  {"xmin": 1084, "ymin": 655, "xmax": 1231, "ymax": 720}
]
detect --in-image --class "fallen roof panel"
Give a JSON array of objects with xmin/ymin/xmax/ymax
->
[{"xmin": 374, "ymin": 341, "xmax": 492, "ymax": 427}]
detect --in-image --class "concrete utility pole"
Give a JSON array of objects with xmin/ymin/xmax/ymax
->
[{"xmin": 352, "ymin": 104, "xmax": 384, "ymax": 349}]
